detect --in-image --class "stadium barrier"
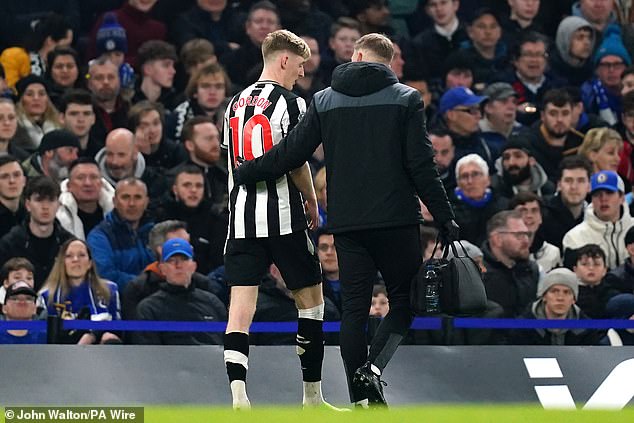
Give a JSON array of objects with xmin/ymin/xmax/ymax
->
[
  {"xmin": 3, "ymin": 317, "xmax": 634, "ymax": 346},
  {"xmin": 2, "ymin": 316, "xmax": 634, "ymax": 333},
  {"xmin": 0, "ymin": 343, "xmax": 633, "ymax": 408}
]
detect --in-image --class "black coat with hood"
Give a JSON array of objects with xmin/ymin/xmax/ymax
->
[{"xmin": 234, "ymin": 62, "xmax": 455, "ymax": 233}]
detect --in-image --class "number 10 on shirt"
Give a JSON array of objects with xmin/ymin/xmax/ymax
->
[{"xmin": 229, "ymin": 114, "xmax": 274, "ymax": 168}]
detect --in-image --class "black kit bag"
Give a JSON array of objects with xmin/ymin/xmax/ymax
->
[{"xmin": 411, "ymin": 239, "xmax": 487, "ymax": 316}]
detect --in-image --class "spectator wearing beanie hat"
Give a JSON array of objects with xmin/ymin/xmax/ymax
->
[
  {"xmin": 21, "ymin": 129, "xmax": 79, "ymax": 184},
  {"xmin": 12, "ymin": 75, "xmax": 62, "ymax": 153},
  {"xmin": 95, "ymin": 13, "xmax": 136, "ymax": 97},
  {"xmin": 87, "ymin": 1, "xmax": 167, "ymax": 68},
  {"xmin": 490, "ymin": 139, "xmax": 555, "ymax": 200},
  {"xmin": 581, "ymin": 25, "xmax": 632, "ymax": 125},
  {"xmin": 510, "ymin": 267, "xmax": 603, "ymax": 345}
]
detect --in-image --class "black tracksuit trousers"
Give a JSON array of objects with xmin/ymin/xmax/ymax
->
[{"xmin": 334, "ymin": 225, "xmax": 421, "ymax": 402}]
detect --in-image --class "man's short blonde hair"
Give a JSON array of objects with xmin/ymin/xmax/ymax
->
[
  {"xmin": 354, "ymin": 33, "xmax": 394, "ymax": 63},
  {"xmin": 262, "ymin": 29, "xmax": 310, "ymax": 61}
]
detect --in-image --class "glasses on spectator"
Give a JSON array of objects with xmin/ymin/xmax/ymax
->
[
  {"xmin": 520, "ymin": 51, "xmax": 548, "ymax": 59},
  {"xmin": 458, "ymin": 171, "xmax": 484, "ymax": 181},
  {"xmin": 598, "ymin": 61, "xmax": 625, "ymax": 70},
  {"xmin": 318, "ymin": 244, "xmax": 336, "ymax": 253},
  {"xmin": 497, "ymin": 231, "xmax": 533, "ymax": 239},
  {"xmin": 453, "ymin": 107, "xmax": 481, "ymax": 116}
]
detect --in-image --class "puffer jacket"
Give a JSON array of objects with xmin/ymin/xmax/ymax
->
[
  {"xmin": 86, "ymin": 210, "xmax": 154, "ymax": 290},
  {"xmin": 563, "ymin": 204, "xmax": 634, "ymax": 269},
  {"xmin": 56, "ymin": 178, "xmax": 115, "ymax": 240}
]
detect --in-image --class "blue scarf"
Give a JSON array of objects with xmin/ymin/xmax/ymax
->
[{"xmin": 455, "ymin": 187, "xmax": 493, "ymax": 208}]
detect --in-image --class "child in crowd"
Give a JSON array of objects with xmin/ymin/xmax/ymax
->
[
  {"xmin": 370, "ymin": 284, "xmax": 389, "ymax": 318},
  {"xmin": 0, "ymin": 257, "xmax": 35, "ymax": 304},
  {"xmin": 573, "ymin": 244, "xmax": 618, "ymax": 318}
]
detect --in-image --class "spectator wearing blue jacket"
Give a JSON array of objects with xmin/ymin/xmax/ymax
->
[{"xmin": 87, "ymin": 177, "xmax": 153, "ymax": 291}]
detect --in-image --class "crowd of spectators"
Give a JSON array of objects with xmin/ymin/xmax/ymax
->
[{"xmin": 0, "ymin": 0, "xmax": 634, "ymax": 346}]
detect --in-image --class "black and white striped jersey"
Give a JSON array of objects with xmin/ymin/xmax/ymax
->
[{"xmin": 222, "ymin": 80, "xmax": 308, "ymax": 239}]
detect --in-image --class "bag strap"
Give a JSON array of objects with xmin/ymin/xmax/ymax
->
[
  {"xmin": 438, "ymin": 238, "xmax": 475, "ymax": 260},
  {"xmin": 430, "ymin": 237, "xmax": 442, "ymax": 258}
]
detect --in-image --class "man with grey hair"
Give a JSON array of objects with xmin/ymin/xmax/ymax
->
[
  {"xmin": 87, "ymin": 177, "xmax": 154, "ymax": 290},
  {"xmin": 122, "ymin": 220, "xmax": 225, "ymax": 321},
  {"xmin": 233, "ymin": 32, "xmax": 458, "ymax": 408},
  {"xmin": 481, "ymin": 210, "xmax": 539, "ymax": 317},
  {"xmin": 451, "ymin": 153, "xmax": 508, "ymax": 246}
]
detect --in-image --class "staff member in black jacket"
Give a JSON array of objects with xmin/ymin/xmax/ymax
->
[{"xmin": 233, "ymin": 33, "xmax": 459, "ymax": 408}]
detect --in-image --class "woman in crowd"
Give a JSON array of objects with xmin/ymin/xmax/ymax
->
[
  {"xmin": 0, "ymin": 13, "xmax": 73, "ymax": 88},
  {"xmin": 578, "ymin": 127, "xmax": 623, "ymax": 174},
  {"xmin": 13, "ymin": 75, "xmax": 61, "ymax": 152},
  {"xmin": 0, "ymin": 98, "xmax": 29, "ymax": 159},
  {"xmin": 45, "ymin": 46, "xmax": 81, "ymax": 109},
  {"xmin": 40, "ymin": 239, "xmax": 121, "ymax": 344}
]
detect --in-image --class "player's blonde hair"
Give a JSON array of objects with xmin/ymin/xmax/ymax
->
[{"xmin": 262, "ymin": 30, "xmax": 310, "ymax": 62}]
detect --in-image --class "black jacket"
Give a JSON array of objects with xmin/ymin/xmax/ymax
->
[
  {"xmin": 141, "ymin": 137, "xmax": 188, "ymax": 172},
  {"xmin": 404, "ymin": 26, "xmax": 469, "ymax": 80},
  {"xmin": 168, "ymin": 158, "xmax": 229, "ymax": 216},
  {"xmin": 154, "ymin": 195, "xmax": 228, "ymax": 274},
  {"xmin": 122, "ymin": 263, "xmax": 226, "ymax": 321},
  {"xmin": 169, "ymin": 4, "xmax": 245, "ymax": 57},
  {"xmin": 220, "ymin": 41, "xmax": 263, "ymax": 89},
  {"xmin": 511, "ymin": 123, "xmax": 584, "ymax": 182},
  {"xmin": 481, "ymin": 241, "xmax": 540, "ymax": 318},
  {"xmin": 450, "ymin": 191, "xmax": 508, "ymax": 247},
  {"xmin": 133, "ymin": 281, "xmax": 227, "ymax": 345},
  {"xmin": 234, "ymin": 62, "xmax": 455, "ymax": 233},
  {"xmin": 0, "ymin": 202, "xmax": 26, "ymax": 239},
  {"xmin": 604, "ymin": 258, "xmax": 634, "ymax": 295},
  {"xmin": 0, "ymin": 219, "xmax": 74, "ymax": 290},
  {"xmin": 540, "ymin": 194, "xmax": 585, "ymax": 250},
  {"xmin": 576, "ymin": 281, "xmax": 619, "ymax": 319}
]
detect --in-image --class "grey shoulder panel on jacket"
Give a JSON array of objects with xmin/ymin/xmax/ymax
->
[{"xmin": 314, "ymin": 83, "xmax": 417, "ymax": 113}]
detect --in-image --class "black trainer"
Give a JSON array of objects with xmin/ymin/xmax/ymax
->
[{"xmin": 352, "ymin": 362, "xmax": 387, "ymax": 407}]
